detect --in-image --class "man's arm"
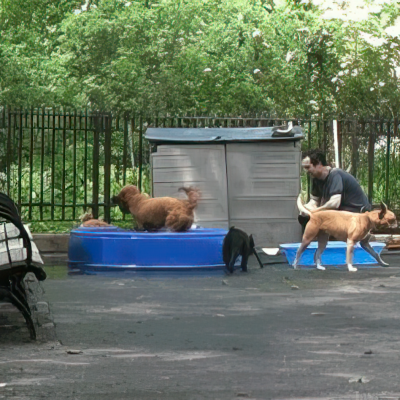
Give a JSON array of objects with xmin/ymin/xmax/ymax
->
[
  {"xmin": 304, "ymin": 195, "xmax": 319, "ymax": 211},
  {"xmin": 313, "ymin": 194, "xmax": 341, "ymax": 211},
  {"xmin": 314, "ymin": 170, "xmax": 343, "ymax": 211},
  {"xmin": 299, "ymin": 195, "xmax": 319, "ymax": 216}
]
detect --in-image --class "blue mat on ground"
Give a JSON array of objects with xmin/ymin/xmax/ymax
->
[
  {"xmin": 280, "ymin": 241, "xmax": 386, "ymax": 268},
  {"xmin": 68, "ymin": 226, "xmax": 228, "ymax": 272}
]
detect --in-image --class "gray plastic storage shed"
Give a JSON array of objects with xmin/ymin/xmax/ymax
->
[{"xmin": 145, "ymin": 127, "xmax": 304, "ymax": 247}]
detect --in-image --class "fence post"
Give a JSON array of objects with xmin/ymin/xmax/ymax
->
[
  {"xmin": 104, "ymin": 113, "xmax": 112, "ymax": 223},
  {"xmin": 28, "ymin": 107, "xmax": 34, "ymax": 220},
  {"xmin": 0, "ymin": 108, "xmax": 5, "ymax": 188},
  {"xmin": 62, "ymin": 111, "xmax": 67, "ymax": 220},
  {"xmin": 123, "ymin": 112, "xmax": 128, "ymax": 186},
  {"xmin": 322, "ymin": 120, "xmax": 328, "ymax": 154},
  {"xmin": 92, "ymin": 113, "xmax": 101, "ymax": 219},
  {"xmin": 385, "ymin": 120, "xmax": 393, "ymax": 206},
  {"xmin": 351, "ymin": 120, "xmax": 358, "ymax": 179},
  {"xmin": 138, "ymin": 114, "xmax": 143, "ymax": 192},
  {"xmin": 84, "ymin": 109, "xmax": 88, "ymax": 210},
  {"xmin": 51, "ymin": 108, "xmax": 56, "ymax": 220},
  {"xmin": 367, "ymin": 124, "xmax": 375, "ymax": 203},
  {"xmin": 18, "ymin": 108, "xmax": 23, "ymax": 212},
  {"xmin": 337, "ymin": 120, "xmax": 342, "ymax": 168},
  {"xmin": 40, "ymin": 107, "xmax": 45, "ymax": 220},
  {"xmin": 72, "ymin": 110, "xmax": 77, "ymax": 220},
  {"xmin": 6, "ymin": 107, "xmax": 11, "ymax": 196},
  {"xmin": 303, "ymin": 118, "xmax": 310, "ymax": 201}
]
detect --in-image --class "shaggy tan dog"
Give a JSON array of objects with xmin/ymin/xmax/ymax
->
[
  {"xmin": 295, "ymin": 196, "xmax": 397, "ymax": 272},
  {"xmin": 80, "ymin": 213, "xmax": 111, "ymax": 227},
  {"xmin": 112, "ymin": 185, "xmax": 200, "ymax": 232}
]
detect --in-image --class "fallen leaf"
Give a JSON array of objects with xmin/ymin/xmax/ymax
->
[
  {"xmin": 66, "ymin": 350, "xmax": 83, "ymax": 355},
  {"xmin": 349, "ymin": 376, "xmax": 370, "ymax": 383}
]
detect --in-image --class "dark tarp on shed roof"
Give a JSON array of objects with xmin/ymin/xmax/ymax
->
[{"xmin": 145, "ymin": 126, "xmax": 304, "ymax": 144}]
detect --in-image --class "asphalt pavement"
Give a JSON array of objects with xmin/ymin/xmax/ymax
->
[{"xmin": 1, "ymin": 251, "xmax": 400, "ymax": 399}]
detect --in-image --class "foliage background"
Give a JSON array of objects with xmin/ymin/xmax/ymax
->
[
  {"xmin": 2, "ymin": 0, "xmax": 400, "ymax": 118},
  {"xmin": 1, "ymin": 0, "xmax": 400, "ymax": 231}
]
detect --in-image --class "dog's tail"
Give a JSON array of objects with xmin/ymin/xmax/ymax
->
[
  {"xmin": 249, "ymin": 234, "xmax": 264, "ymax": 269},
  {"xmin": 179, "ymin": 187, "xmax": 201, "ymax": 209},
  {"xmin": 297, "ymin": 194, "xmax": 311, "ymax": 216}
]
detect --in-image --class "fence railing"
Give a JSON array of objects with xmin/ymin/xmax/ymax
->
[
  {"xmin": 0, "ymin": 107, "xmax": 399, "ymax": 222},
  {"xmin": 0, "ymin": 108, "xmax": 151, "ymax": 222}
]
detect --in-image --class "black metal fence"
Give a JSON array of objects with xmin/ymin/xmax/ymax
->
[{"xmin": 0, "ymin": 107, "xmax": 399, "ymax": 222}]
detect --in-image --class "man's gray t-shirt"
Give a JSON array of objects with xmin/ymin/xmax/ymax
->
[{"xmin": 311, "ymin": 168, "xmax": 371, "ymax": 212}]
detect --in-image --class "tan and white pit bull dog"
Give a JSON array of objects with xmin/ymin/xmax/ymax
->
[{"xmin": 295, "ymin": 196, "xmax": 397, "ymax": 272}]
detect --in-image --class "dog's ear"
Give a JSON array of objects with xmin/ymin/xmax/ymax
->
[
  {"xmin": 379, "ymin": 202, "xmax": 388, "ymax": 220},
  {"xmin": 111, "ymin": 195, "xmax": 119, "ymax": 206},
  {"xmin": 249, "ymin": 234, "xmax": 255, "ymax": 249}
]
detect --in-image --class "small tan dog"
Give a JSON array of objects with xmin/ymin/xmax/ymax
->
[
  {"xmin": 295, "ymin": 196, "xmax": 397, "ymax": 272},
  {"xmin": 80, "ymin": 213, "xmax": 111, "ymax": 227},
  {"xmin": 111, "ymin": 185, "xmax": 200, "ymax": 232}
]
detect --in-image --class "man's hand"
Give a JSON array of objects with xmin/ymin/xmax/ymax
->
[
  {"xmin": 299, "ymin": 211, "xmax": 308, "ymax": 217},
  {"xmin": 299, "ymin": 198, "xmax": 318, "ymax": 217},
  {"xmin": 314, "ymin": 194, "xmax": 341, "ymax": 211}
]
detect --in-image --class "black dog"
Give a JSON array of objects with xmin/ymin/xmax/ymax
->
[{"xmin": 222, "ymin": 227, "xmax": 264, "ymax": 273}]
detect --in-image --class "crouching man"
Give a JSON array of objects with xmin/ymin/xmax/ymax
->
[{"xmin": 299, "ymin": 149, "xmax": 371, "ymax": 232}]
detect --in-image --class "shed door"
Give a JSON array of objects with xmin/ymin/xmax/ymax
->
[
  {"xmin": 226, "ymin": 142, "xmax": 302, "ymax": 246},
  {"xmin": 151, "ymin": 144, "xmax": 229, "ymax": 229}
]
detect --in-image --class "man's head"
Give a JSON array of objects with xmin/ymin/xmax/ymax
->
[{"xmin": 302, "ymin": 149, "xmax": 328, "ymax": 179}]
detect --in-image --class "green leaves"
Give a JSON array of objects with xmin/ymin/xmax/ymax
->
[{"xmin": 1, "ymin": 0, "xmax": 400, "ymax": 117}]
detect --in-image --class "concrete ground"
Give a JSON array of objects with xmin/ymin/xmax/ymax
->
[{"xmin": 1, "ymin": 251, "xmax": 400, "ymax": 400}]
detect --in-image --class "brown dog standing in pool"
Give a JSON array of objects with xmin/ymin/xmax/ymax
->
[{"xmin": 112, "ymin": 185, "xmax": 200, "ymax": 232}]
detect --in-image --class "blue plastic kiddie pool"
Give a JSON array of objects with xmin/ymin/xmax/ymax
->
[
  {"xmin": 280, "ymin": 241, "xmax": 386, "ymax": 268},
  {"xmin": 68, "ymin": 226, "xmax": 228, "ymax": 272}
]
